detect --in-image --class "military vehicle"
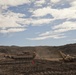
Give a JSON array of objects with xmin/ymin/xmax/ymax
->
[
  {"xmin": 0, "ymin": 52, "xmax": 36, "ymax": 64},
  {"xmin": 59, "ymin": 51, "xmax": 75, "ymax": 62}
]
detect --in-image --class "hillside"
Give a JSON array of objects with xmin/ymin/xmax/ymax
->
[{"xmin": 0, "ymin": 43, "xmax": 76, "ymax": 59}]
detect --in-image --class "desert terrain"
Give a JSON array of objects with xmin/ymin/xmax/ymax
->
[{"xmin": 0, "ymin": 43, "xmax": 76, "ymax": 75}]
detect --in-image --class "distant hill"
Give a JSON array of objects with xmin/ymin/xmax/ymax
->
[
  {"xmin": 0, "ymin": 43, "xmax": 76, "ymax": 59},
  {"xmin": 58, "ymin": 43, "xmax": 76, "ymax": 55}
]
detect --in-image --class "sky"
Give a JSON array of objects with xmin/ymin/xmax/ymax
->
[{"xmin": 0, "ymin": 0, "xmax": 76, "ymax": 46}]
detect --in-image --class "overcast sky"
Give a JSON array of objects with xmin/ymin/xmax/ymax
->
[{"xmin": 0, "ymin": 0, "xmax": 76, "ymax": 46}]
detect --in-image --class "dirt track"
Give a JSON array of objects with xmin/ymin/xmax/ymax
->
[{"xmin": 0, "ymin": 59, "xmax": 76, "ymax": 75}]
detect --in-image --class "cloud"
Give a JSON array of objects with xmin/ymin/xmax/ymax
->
[
  {"xmin": 0, "ymin": 0, "xmax": 31, "ymax": 34},
  {"xmin": 28, "ymin": 21, "xmax": 76, "ymax": 40},
  {"xmin": 0, "ymin": 0, "xmax": 30, "ymax": 7},
  {"xmin": 0, "ymin": 0, "xmax": 76, "ymax": 40},
  {"xmin": 70, "ymin": 0, "xmax": 76, "ymax": 7},
  {"xmin": 0, "ymin": 8, "xmax": 53, "ymax": 33},
  {"xmin": 32, "ymin": 0, "xmax": 76, "ymax": 20},
  {"xmin": 31, "ymin": 18, "xmax": 53, "ymax": 26},
  {"xmin": 51, "ymin": 0, "xmax": 61, "ymax": 3},
  {"xmin": 32, "ymin": 6, "xmax": 76, "ymax": 20},
  {"xmin": 0, "ymin": 11, "xmax": 25, "ymax": 28},
  {"xmin": 40, "ymin": 21, "xmax": 76, "ymax": 37},
  {"xmin": 32, "ymin": 7, "xmax": 52, "ymax": 17},
  {"xmin": 0, "ymin": 10, "xmax": 28, "ymax": 33},
  {"xmin": 34, "ymin": 0, "xmax": 45, "ymax": 7},
  {"xmin": 0, "ymin": 28, "xmax": 25, "ymax": 33},
  {"xmin": 53, "ymin": 21, "xmax": 76, "ymax": 33},
  {"xmin": 28, "ymin": 0, "xmax": 76, "ymax": 40},
  {"xmin": 28, "ymin": 34, "xmax": 66, "ymax": 40}
]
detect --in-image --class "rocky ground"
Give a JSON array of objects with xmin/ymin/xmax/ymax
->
[
  {"xmin": 0, "ymin": 43, "xmax": 76, "ymax": 75},
  {"xmin": 0, "ymin": 59, "xmax": 76, "ymax": 75}
]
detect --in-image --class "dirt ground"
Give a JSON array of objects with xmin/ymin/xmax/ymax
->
[{"xmin": 0, "ymin": 59, "xmax": 76, "ymax": 75}]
